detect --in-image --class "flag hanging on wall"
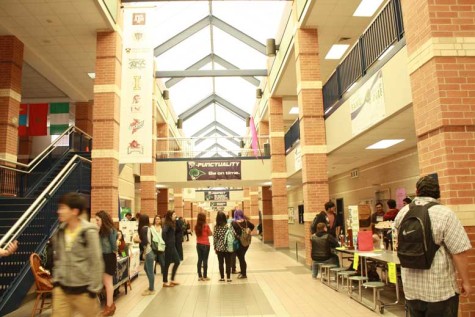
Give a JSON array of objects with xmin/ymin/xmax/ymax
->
[
  {"xmin": 18, "ymin": 104, "xmax": 28, "ymax": 137},
  {"xmin": 49, "ymin": 102, "xmax": 70, "ymax": 135},
  {"xmin": 249, "ymin": 116, "xmax": 260, "ymax": 158},
  {"xmin": 28, "ymin": 103, "xmax": 48, "ymax": 136}
]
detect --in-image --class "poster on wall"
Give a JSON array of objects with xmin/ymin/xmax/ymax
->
[
  {"xmin": 187, "ymin": 160, "xmax": 241, "ymax": 181},
  {"xmin": 288, "ymin": 207, "xmax": 295, "ymax": 224},
  {"xmin": 350, "ymin": 70, "xmax": 385, "ymax": 136},
  {"xmin": 119, "ymin": 8, "xmax": 154, "ymax": 163}
]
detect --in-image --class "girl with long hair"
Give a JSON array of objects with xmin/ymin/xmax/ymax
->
[
  {"xmin": 231, "ymin": 209, "xmax": 255, "ymax": 279},
  {"xmin": 95, "ymin": 210, "xmax": 118, "ymax": 316},
  {"xmin": 162, "ymin": 210, "xmax": 180, "ymax": 287},
  {"xmin": 195, "ymin": 212, "xmax": 212, "ymax": 281},
  {"xmin": 213, "ymin": 211, "xmax": 234, "ymax": 282},
  {"xmin": 116, "ymin": 230, "xmax": 126, "ymax": 256},
  {"xmin": 151, "ymin": 215, "xmax": 166, "ymax": 274},
  {"xmin": 138, "ymin": 214, "xmax": 155, "ymax": 296}
]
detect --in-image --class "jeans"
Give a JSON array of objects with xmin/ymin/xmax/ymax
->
[
  {"xmin": 236, "ymin": 245, "xmax": 249, "ymax": 276},
  {"xmin": 406, "ymin": 294, "xmax": 459, "ymax": 317},
  {"xmin": 144, "ymin": 251, "xmax": 155, "ymax": 291},
  {"xmin": 311, "ymin": 254, "xmax": 339, "ymax": 278},
  {"xmin": 196, "ymin": 244, "xmax": 210, "ymax": 278},
  {"xmin": 154, "ymin": 251, "xmax": 165, "ymax": 274},
  {"xmin": 217, "ymin": 251, "xmax": 232, "ymax": 279}
]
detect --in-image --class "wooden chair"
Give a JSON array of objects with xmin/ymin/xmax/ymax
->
[{"xmin": 29, "ymin": 253, "xmax": 53, "ymax": 317}]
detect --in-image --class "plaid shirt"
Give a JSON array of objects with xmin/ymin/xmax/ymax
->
[{"xmin": 394, "ymin": 197, "xmax": 472, "ymax": 302}]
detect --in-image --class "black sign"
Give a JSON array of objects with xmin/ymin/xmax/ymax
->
[
  {"xmin": 205, "ymin": 191, "xmax": 229, "ymax": 201},
  {"xmin": 210, "ymin": 202, "xmax": 227, "ymax": 207},
  {"xmin": 187, "ymin": 160, "xmax": 241, "ymax": 181}
]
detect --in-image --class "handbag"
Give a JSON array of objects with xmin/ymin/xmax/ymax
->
[{"xmin": 239, "ymin": 221, "xmax": 252, "ymax": 247}]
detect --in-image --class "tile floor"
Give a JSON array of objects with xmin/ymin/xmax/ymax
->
[{"xmin": 7, "ymin": 235, "xmax": 407, "ymax": 317}]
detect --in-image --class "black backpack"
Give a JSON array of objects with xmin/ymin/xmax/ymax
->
[{"xmin": 397, "ymin": 202, "xmax": 439, "ymax": 269}]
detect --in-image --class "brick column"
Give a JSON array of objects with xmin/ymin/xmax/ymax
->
[
  {"xmin": 140, "ymin": 109, "xmax": 157, "ymax": 218},
  {"xmin": 75, "ymin": 101, "xmax": 93, "ymax": 136},
  {"xmin": 17, "ymin": 137, "xmax": 32, "ymax": 164},
  {"xmin": 243, "ymin": 187, "xmax": 251, "ymax": 217},
  {"xmin": 294, "ymin": 28, "xmax": 329, "ymax": 265},
  {"xmin": 400, "ymin": 1, "xmax": 475, "ymax": 315},
  {"xmin": 174, "ymin": 188, "xmax": 183, "ymax": 217},
  {"xmin": 184, "ymin": 201, "xmax": 192, "ymax": 223},
  {"xmin": 250, "ymin": 186, "xmax": 260, "ymax": 235},
  {"xmin": 156, "ymin": 188, "xmax": 168, "ymax": 217},
  {"xmin": 0, "ymin": 36, "xmax": 23, "ymax": 163},
  {"xmin": 261, "ymin": 186, "xmax": 273, "ymax": 243},
  {"xmin": 269, "ymin": 97, "xmax": 289, "ymax": 248},
  {"xmin": 91, "ymin": 31, "xmax": 121, "ymax": 218}
]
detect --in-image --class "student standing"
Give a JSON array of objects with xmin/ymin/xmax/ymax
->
[
  {"xmin": 151, "ymin": 215, "xmax": 166, "ymax": 275},
  {"xmin": 138, "ymin": 214, "xmax": 155, "ymax": 296},
  {"xmin": 95, "ymin": 210, "xmax": 118, "ymax": 316},
  {"xmin": 232, "ymin": 209, "xmax": 254, "ymax": 279},
  {"xmin": 51, "ymin": 193, "xmax": 103, "ymax": 317},
  {"xmin": 213, "ymin": 211, "xmax": 233, "ymax": 282},
  {"xmin": 195, "ymin": 212, "xmax": 212, "ymax": 281},
  {"xmin": 162, "ymin": 210, "xmax": 181, "ymax": 287}
]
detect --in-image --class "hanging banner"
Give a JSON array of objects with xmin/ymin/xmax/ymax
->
[
  {"xmin": 350, "ymin": 70, "xmax": 385, "ymax": 136},
  {"xmin": 119, "ymin": 8, "xmax": 154, "ymax": 163},
  {"xmin": 210, "ymin": 202, "xmax": 227, "ymax": 207},
  {"xmin": 187, "ymin": 160, "xmax": 241, "ymax": 181},
  {"xmin": 204, "ymin": 191, "xmax": 229, "ymax": 201}
]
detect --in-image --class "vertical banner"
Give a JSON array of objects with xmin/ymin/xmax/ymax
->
[
  {"xmin": 119, "ymin": 7, "xmax": 154, "ymax": 163},
  {"xmin": 350, "ymin": 71, "xmax": 385, "ymax": 136},
  {"xmin": 28, "ymin": 103, "xmax": 48, "ymax": 136}
]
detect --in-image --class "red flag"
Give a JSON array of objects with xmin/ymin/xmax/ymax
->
[
  {"xmin": 250, "ymin": 116, "xmax": 259, "ymax": 157},
  {"xmin": 28, "ymin": 103, "xmax": 48, "ymax": 136}
]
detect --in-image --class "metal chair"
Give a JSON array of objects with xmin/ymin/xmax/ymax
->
[
  {"xmin": 29, "ymin": 253, "xmax": 53, "ymax": 317},
  {"xmin": 363, "ymin": 281, "xmax": 386, "ymax": 313}
]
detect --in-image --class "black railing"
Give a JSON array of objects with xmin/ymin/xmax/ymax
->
[
  {"xmin": 323, "ymin": 0, "xmax": 405, "ymax": 112},
  {"xmin": 285, "ymin": 119, "xmax": 300, "ymax": 153}
]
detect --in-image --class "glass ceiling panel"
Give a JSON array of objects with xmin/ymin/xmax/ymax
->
[
  {"xmin": 194, "ymin": 137, "xmax": 239, "ymax": 152},
  {"xmin": 156, "ymin": 26, "xmax": 211, "ymax": 71},
  {"xmin": 212, "ymin": 1, "xmax": 291, "ymax": 43},
  {"xmin": 214, "ymin": 77, "xmax": 255, "ymax": 114},
  {"xmin": 153, "ymin": 2, "xmax": 209, "ymax": 46},
  {"xmin": 213, "ymin": 27, "xmax": 266, "ymax": 69},
  {"xmin": 182, "ymin": 104, "xmax": 215, "ymax": 136},
  {"xmin": 168, "ymin": 77, "xmax": 213, "ymax": 116},
  {"xmin": 215, "ymin": 106, "xmax": 245, "ymax": 135}
]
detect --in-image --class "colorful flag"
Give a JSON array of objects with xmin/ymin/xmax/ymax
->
[
  {"xmin": 250, "ymin": 116, "xmax": 259, "ymax": 158},
  {"xmin": 28, "ymin": 103, "xmax": 48, "ymax": 136},
  {"xmin": 49, "ymin": 102, "xmax": 70, "ymax": 135},
  {"xmin": 18, "ymin": 104, "xmax": 28, "ymax": 136}
]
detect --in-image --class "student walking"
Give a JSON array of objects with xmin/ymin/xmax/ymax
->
[
  {"xmin": 195, "ymin": 212, "xmax": 212, "ymax": 281},
  {"xmin": 213, "ymin": 211, "xmax": 234, "ymax": 282},
  {"xmin": 138, "ymin": 214, "xmax": 155, "ymax": 296},
  {"xmin": 51, "ymin": 193, "xmax": 103, "ymax": 317},
  {"xmin": 95, "ymin": 210, "xmax": 118, "ymax": 316},
  {"xmin": 162, "ymin": 210, "xmax": 181, "ymax": 287}
]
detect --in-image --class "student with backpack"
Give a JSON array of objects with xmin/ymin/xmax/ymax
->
[
  {"xmin": 231, "ymin": 209, "xmax": 254, "ymax": 279},
  {"xmin": 394, "ymin": 176, "xmax": 471, "ymax": 317},
  {"xmin": 51, "ymin": 193, "xmax": 103, "ymax": 317},
  {"xmin": 213, "ymin": 211, "xmax": 235, "ymax": 282}
]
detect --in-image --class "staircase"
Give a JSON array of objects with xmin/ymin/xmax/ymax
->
[{"xmin": 0, "ymin": 127, "xmax": 92, "ymax": 315}]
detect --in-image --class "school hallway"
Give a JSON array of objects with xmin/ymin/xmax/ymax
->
[{"xmin": 7, "ymin": 235, "xmax": 406, "ymax": 317}]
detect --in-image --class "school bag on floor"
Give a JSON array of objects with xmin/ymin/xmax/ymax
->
[{"xmin": 397, "ymin": 202, "xmax": 439, "ymax": 269}]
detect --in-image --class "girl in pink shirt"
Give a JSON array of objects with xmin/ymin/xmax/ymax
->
[{"xmin": 195, "ymin": 212, "xmax": 212, "ymax": 281}]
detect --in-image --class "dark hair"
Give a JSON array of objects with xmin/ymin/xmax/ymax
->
[
  {"xmin": 117, "ymin": 230, "xmax": 125, "ymax": 243},
  {"xmin": 403, "ymin": 197, "xmax": 412, "ymax": 204},
  {"xmin": 316, "ymin": 222, "xmax": 327, "ymax": 232},
  {"xmin": 375, "ymin": 202, "xmax": 383, "ymax": 208},
  {"xmin": 387, "ymin": 199, "xmax": 397, "ymax": 209},
  {"xmin": 153, "ymin": 215, "xmax": 162, "ymax": 227},
  {"xmin": 125, "ymin": 212, "xmax": 132, "ymax": 218},
  {"xmin": 216, "ymin": 211, "xmax": 227, "ymax": 227},
  {"xmin": 58, "ymin": 192, "xmax": 87, "ymax": 214},
  {"xmin": 324, "ymin": 201, "xmax": 335, "ymax": 211},
  {"xmin": 195, "ymin": 212, "xmax": 206, "ymax": 236},
  {"xmin": 137, "ymin": 214, "xmax": 150, "ymax": 233},
  {"xmin": 416, "ymin": 175, "xmax": 440, "ymax": 199},
  {"xmin": 96, "ymin": 210, "xmax": 115, "ymax": 237},
  {"xmin": 164, "ymin": 210, "xmax": 176, "ymax": 230}
]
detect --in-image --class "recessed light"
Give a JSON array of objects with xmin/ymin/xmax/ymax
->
[
  {"xmin": 289, "ymin": 107, "xmax": 299, "ymax": 114},
  {"xmin": 353, "ymin": 0, "xmax": 384, "ymax": 17},
  {"xmin": 366, "ymin": 139, "xmax": 404, "ymax": 149},
  {"xmin": 325, "ymin": 44, "xmax": 350, "ymax": 60},
  {"xmin": 378, "ymin": 45, "xmax": 395, "ymax": 60},
  {"xmin": 88, "ymin": 72, "xmax": 96, "ymax": 79}
]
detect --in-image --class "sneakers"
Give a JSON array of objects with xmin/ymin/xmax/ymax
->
[
  {"xmin": 227, "ymin": 279, "xmax": 232, "ymax": 283},
  {"xmin": 202, "ymin": 277, "xmax": 210, "ymax": 281},
  {"xmin": 231, "ymin": 270, "xmax": 237, "ymax": 274},
  {"xmin": 162, "ymin": 283, "xmax": 174, "ymax": 288},
  {"xmin": 141, "ymin": 289, "xmax": 155, "ymax": 296},
  {"xmin": 219, "ymin": 278, "xmax": 225, "ymax": 282},
  {"xmin": 237, "ymin": 274, "xmax": 247, "ymax": 279},
  {"xmin": 198, "ymin": 277, "xmax": 204, "ymax": 281}
]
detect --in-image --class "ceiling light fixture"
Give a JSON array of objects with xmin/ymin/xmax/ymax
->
[
  {"xmin": 366, "ymin": 139, "xmax": 404, "ymax": 149},
  {"xmin": 289, "ymin": 107, "xmax": 299, "ymax": 114},
  {"xmin": 87, "ymin": 72, "xmax": 95, "ymax": 79},
  {"xmin": 325, "ymin": 44, "xmax": 350, "ymax": 60},
  {"xmin": 353, "ymin": 0, "xmax": 384, "ymax": 17}
]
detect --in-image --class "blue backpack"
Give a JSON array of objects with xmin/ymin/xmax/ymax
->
[{"xmin": 224, "ymin": 224, "xmax": 237, "ymax": 252}]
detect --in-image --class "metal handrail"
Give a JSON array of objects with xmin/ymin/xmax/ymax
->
[
  {"xmin": 0, "ymin": 154, "xmax": 91, "ymax": 249},
  {"xmin": 0, "ymin": 126, "xmax": 91, "ymax": 172}
]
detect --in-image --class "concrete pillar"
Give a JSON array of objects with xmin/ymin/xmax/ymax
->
[
  {"xmin": 174, "ymin": 188, "xmax": 183, "ymax": 217},
  {"xmin": 91, "ymin": 31, "xmax": 121, "ymax": 218},
  {"xmin": 184, "ymin": 200, "xmax": 192, "ymax": 223},
  {"xmin": 269, "ymin": 97, "xmax": 289, "ymax": 248},
  {"xmin": 261, "ymin": 186, "xmax": 273, "ymax": 243},
  {"xmin": 243, "ymin": 187, "xmax": 251, "ymax": 218},
  {"xmin": 140, "ymin": 107, "xmax": 157, "ymax": 218},
  {"xmin": 400, "ymin": 1, "xmax": 475, "ymax": 314},
  {"xmin": 294, "ymin": 28, "xmax": 329, "ymax": 265},
  {"xmin": 250, "ymin": 186, "xmax": 260, "ymax": 234},
  {"xmin": 156, "ymin": 188, "xmax": 168, "ymax": 217},
  {"xmin": 75, "ymin": 101, "xmax": 93, "ymax": 136}
]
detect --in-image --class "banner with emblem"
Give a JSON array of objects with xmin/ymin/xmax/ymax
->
[{"xmin": 119, "ymin": 7, "xmax": 154, "ymax": 163}]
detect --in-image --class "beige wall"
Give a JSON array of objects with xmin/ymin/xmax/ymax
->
[
  {"xmin": 119, "ymin": 163, "xmax": 136, "ymax": 213},
  {"xmin": 287, "ymin": 186, "xmax": 305, "ymax": 237}
]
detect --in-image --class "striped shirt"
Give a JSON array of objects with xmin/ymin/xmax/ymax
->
[{"xmin": 394, "ymin": 197, "xmax": 472, "ymax": 302}]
